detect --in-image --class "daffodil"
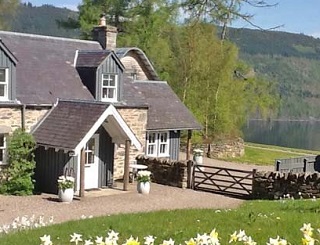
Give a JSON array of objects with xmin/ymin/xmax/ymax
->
[
  {"xmin": 302, "ymin": 235, "xmax": 315, "ymax": 245},
  {"xmin": 160, "ymin": 238, "xmax": 175, "ymax": 245},
  {"xmin": 40, "ymin": 234, "xmax": 53, "ymax": 245},
  {"xmin": 267, "ymin": 236, "xmax": 280, "ymax": 245},
  {"xmin": 84, "ymin": 239, "xmax": 94, "ymax": 245},
  {"xmin": 244, "ymin": 236, "xmax": 256, "ymax": 245},
  {"xmin": 95, "ymin": 236, "xmax": 105, "ymax": 245},
  {"xmin": 229, "ymin": 231, "xmax": 238, "ymax": 243},
  {"xmin": 237, "ymin": 230, "xmax": 247, "ymax": 242},
  {"xmin": 70, "ymin": 233, "xmax": 82, "ymax": 244},
  {"xmin": 185, "ymin": 238, "xmax": 196, "ymax": 245},
  {"xmin": 144, "ymin": 235, "xmax": 156, "ymax": 245},
  {"xmin": 209, "ymin": 229, "xmax": 220, "ymax": 245},
  {"xmin": 301, "ymin": 223, "xmax": 314, "ymax": 237},
  {"xmin": 123, "ymin": 236, "xmax": 140, "ymax": 245}
]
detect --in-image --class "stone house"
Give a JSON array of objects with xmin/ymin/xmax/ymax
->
[{"xmin": 0, "ymin": 18, "xmax": 201, "ymax": 195}]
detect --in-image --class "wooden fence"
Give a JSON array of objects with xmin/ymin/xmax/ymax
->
[
  {"xmin": 187, "ymin": 162, "xmax": 256, "ymax": 199},
  {"xmin": 275, "ymin": 155, "xmax": 319, "ymax": 173}
]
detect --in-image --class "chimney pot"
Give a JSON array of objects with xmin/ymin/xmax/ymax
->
[{"xmin": 92, "ymin": 14, "xmax": 118, "ymax": 50}]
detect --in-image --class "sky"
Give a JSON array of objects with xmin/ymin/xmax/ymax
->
[{"xmin": 22, "ymin": 0, "xmax": 320, "ymax": 38}]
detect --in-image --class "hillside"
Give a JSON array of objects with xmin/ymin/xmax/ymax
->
[
  {"xmin": 228, "ymin": 28, "xmax": 320, "ymax": 119},
  {"xmin": 6, "ymin": 4, "xmax": 320, "ymax": 119},
  {"xmin": 9, "ymin": 3, "xmax": 79, "ymax": 38}
]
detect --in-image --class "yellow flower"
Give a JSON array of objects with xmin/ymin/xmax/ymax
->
[
  {"xmin": 302, "ymin": 235, "xmax": 315, "ymax": 245},
  {"xmin": 123, "ymin": 236, "xmax": 140, "ymax": 245},
  {"xmin": 229, "ymin": 231, "xmax": 238, "ymax": 243},
  {"xmin": 185, "ymin": 238, "xmax": 196, "ymax": 245},
  {"xmin": 301, "ymin": 223, "xmax": 314, "ymax": 237}
]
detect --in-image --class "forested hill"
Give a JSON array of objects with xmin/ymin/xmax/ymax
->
[
  {"xmin": 227, "ymin": 28, "xmax": 320, "ymax": 119},
  {"xmin": 228, "ymin": 28, "xmax": 320, "ymax": 60},
  {"xmin": 7, "ymin": 3, "xmax": 320, "ymax": 119}
]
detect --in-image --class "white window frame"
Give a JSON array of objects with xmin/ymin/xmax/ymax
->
[
  {"xmin": 0, "ymin": 134, "xmax": 7, "ymax": 165},
  {"xmin": 84, "ymin": 137, "xmax": 96, "ymax": 165},
  {"xmin": 101, "ymin": 73, "xmax": 118, "ymax": 102},
  {"xmin": 146, "ymin": 131, "xmax": 170, "ymax": 157},
  {"xmin": 0, "ymin": 68, "xmax": 8, "ymax": 101}
]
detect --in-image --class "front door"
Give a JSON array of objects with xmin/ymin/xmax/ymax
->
[{"xmin": 84, "ymin": 134, "xmax": 99, "ymax": 189}]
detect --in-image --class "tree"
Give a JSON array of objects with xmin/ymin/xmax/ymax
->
[
  {"xmin": 168, "ymin": 23, "xmax": 278, "ymax": 141},
  {"xmin": 181, "ymin": 0, "xmax": 279, "ymax": 39},
  {"xmin": 0, "ymin": 0, "xmax": 20, "ymax": 30},
  {"xmin": 0, "ymin": 129, "xmax": 36, "ymax": 195}
]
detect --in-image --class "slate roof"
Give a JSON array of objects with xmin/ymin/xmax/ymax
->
[
  {"xmin": 115, "ymin": 48, "xmax": 159, "ymax": 80},
  {"xmin": 0, "ymin": 31, "xmax": 102, "ymax": 104},
  {"xmin": 33, "ymin": 100, "xmax": 108, "ymax": 150},
  {"xmin": 131, "ymin": 81, "xmax": 202, "ymax": 130}
]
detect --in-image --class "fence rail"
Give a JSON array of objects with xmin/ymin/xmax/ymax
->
[
  {"xmin": 275, "ymin": 155, "xmax": 319, "ymax": 173},
  {"xmin": 189, "ymin": 163, "xmax": 255, "ymax": 199}
]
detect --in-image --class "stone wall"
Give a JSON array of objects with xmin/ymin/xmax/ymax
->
[
  {"xmin": 136, "ymin": 155, "xmax": 190, "ymax": 188},
  {"xmin": 113, "ymin": 108, "xmax": 148, "ymax": 179},
  {"xmin": 121, "ymin": 56, "xmax": 148, "ymax": 80},
  {"xmin": 252, "ymin": 171, "xmax": 320, "ymax": 199},
  {"xmin": 0, "ymin": 107, "xmax": 48, "ymax": 133},
  {"xmin": 206, "ymin": 137, "xmax": 245, "ymax": 158}
]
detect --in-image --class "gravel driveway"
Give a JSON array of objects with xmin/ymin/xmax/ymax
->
[{"xmin": 0, "ymin": 157, "xmax": 273, "ymax": 227}]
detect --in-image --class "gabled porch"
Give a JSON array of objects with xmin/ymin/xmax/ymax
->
[{"xmin": 32, "ymin": 99, "xmax": 141, "ymax": 196}]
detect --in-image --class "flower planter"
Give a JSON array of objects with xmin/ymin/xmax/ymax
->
[
  {"xmin": 137, "ymin": 181, "xmax": 150, "ymax": 194},
  {"xmin": 58, "ymin": 188, "xmax": 74, "ymax": 203}
]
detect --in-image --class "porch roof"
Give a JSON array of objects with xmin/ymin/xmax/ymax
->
[{"xmin": 32, "ymin": 99, "xmax": 141, "ymax": 153}]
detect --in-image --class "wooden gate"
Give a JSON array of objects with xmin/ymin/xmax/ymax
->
[{"xmin": 190, "ymin": 164, "xmax": 256, "ymax": 199}]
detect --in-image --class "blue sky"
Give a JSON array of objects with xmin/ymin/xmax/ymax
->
[{"xmin": 22, "ymin": 0, "xmax": 320, "ymax": 38}]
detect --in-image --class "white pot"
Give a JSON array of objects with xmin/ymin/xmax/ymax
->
[
  {"xmin": 137, "ymin": 181, "xmax": 150, "ymax": 194},
  {"xmin": 58, "ymin": 188, "xmax": 74, "ymax": 203},
  {"xmin": 193, "ymin": 155, "xmax": 203, "ymax": 164}
]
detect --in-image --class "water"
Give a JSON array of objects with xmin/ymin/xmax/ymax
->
[{"xmin": 242, "ymin": 120, "xmax": 320, "ymax": 151}]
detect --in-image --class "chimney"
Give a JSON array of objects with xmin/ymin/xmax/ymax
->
[{"xmin": 92, "ymin": 14, "xmax": 117, "ymax": 50}]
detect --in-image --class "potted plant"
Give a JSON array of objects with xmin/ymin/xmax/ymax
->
[
  {"xmin": 136, "ymin": 170, "xmax": 151, "ymax": 194},
  {"xmin": 57, "ymin": 175, "xmax": 75, "ymax": 202}
]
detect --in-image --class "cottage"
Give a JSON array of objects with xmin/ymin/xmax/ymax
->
[{"xmin": 0, "ymin": 17, "xmax": 201, "ymax": 195}]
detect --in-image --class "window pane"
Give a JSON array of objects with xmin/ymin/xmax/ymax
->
[
  {"xmin": 0, "ymin": 69, "xmax": 5, "ymax": 82},
  {"xmin": 87, "ymin": 152, "xmax": 94, "ymax": 164},
  {"xmin": 148, "ymin": 133, "xmax": 156, "ymax": 143},
  {"xmin": 108, "ymin": 88, "xmax": 115, "ymax": 98},
  {"xmin": 102, "ymin": 88, "xmax": 109, "ymax": 98},
  {"xmin": 148, "ymin": 145, "xmax": 155, "ymax": 155},
  {"xmin": 109, "ymin": 75, "xmax": 116, "ymax": 86},
  {"xmin": 0, "ymin": 150, "xmax": 3, "ymax": 161},
  {"xmin": 88, "ymin": 138, "xmax": 95, "ymax": 151},
  {"xmin": 159, "ymin": 144, "xmax": 166, "ymax": 154},
  {"xmin": 103, "ymin": 79, "xmax": 109, "ymax": 87},
  {"xmin": 0, "ymin": 135, "xmax": 4, "ymax": 147},
  {"xmin": 0, "ymin": 85, "xmax": 4, "ymax": 97}
]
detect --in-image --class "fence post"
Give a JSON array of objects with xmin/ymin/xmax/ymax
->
[
  {"xmin": 251, "ymin": 168, "xmax": 257, "ymax": 199},
  {"xmin": 303, "ymin": 158, "xmax": 307, "ymax": 172},
  {"xmin": 276, "ymin": 160, "xmax": 281, "ymax": 171},
  {"xmin": 187, "ymin": 160, "xmax": 194, "ymax": 189}
]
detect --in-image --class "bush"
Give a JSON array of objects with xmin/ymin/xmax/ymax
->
[{"xmin": 0, "ymin": 128, "xmax": 36, "ymax": 195}]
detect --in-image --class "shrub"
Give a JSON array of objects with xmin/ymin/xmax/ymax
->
[{"xmin": 0, "ymin": 128, "xmax": 36, "ymax": 195}]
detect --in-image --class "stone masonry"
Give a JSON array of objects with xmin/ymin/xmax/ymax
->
[
  {"xmin": 113, "ymin": 108, "xmax": 148, "ymax": 179},
  {"xmin": 0, "ymin": 107, "xmax": 48, "ymax": 133}
]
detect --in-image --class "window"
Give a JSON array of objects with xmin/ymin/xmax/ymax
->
[
  {"xmin": 146, "ymin": 131, "xmax": 169, "ymax": 157},
  {"xmin": 84, "ymin": 138, "xmax": 95, "ymax": 165},
  {"xmin": 101, "ymin": 74, "xmax": 117, "ymax": 102},
  {"xmin": 0, "ymin": 134, "xmax": 7, "ymax": 165},
  {"xmin": 0, "ymin": 68, "xmax": 8, "ymax": 100}
]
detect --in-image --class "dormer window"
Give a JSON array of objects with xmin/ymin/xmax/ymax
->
[
  {"xmin": 102, "ymin": 73, "xmax": 118, "ymax": 102},
  {"xmin": 0, "ymin": 68, "xmax": 8, "ymax": 100}
]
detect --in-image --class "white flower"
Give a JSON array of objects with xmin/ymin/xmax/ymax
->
[
  {"xmin": 300, "ymin": 223, "xmax": 314, "ymax": 236},
  {"xmin": 161, "ymin": 238, "xmax": 175, "ymax": 245},
  {"xmin": 144, "ymin": 235, "xmax": 156, "ymax": 245},
  {"xmin": 40, "ymin": 234, "xmax": 53, "ymax": 245},
  {"xmin": 70, "ymin": 233, "xmax": 82, "ymax": 244},
  {"xmin": 237, "ymin": 230, "xmax": 247, "ymax": 242},
  {"xmin": 84, "ymin": 239, "xmax": 94, "ymax": 245},
  {"xmin": 95, "ymin": 236, "xmax": 105, "ymax": 245}
]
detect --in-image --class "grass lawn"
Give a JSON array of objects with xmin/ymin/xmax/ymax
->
[
  {"xmin": 1, "ymin": 199, "xmax": 320, "ymax": 244},
  {"xmin": 220, "ymin": 142, "xmax": 320, "ymax": 166}
]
